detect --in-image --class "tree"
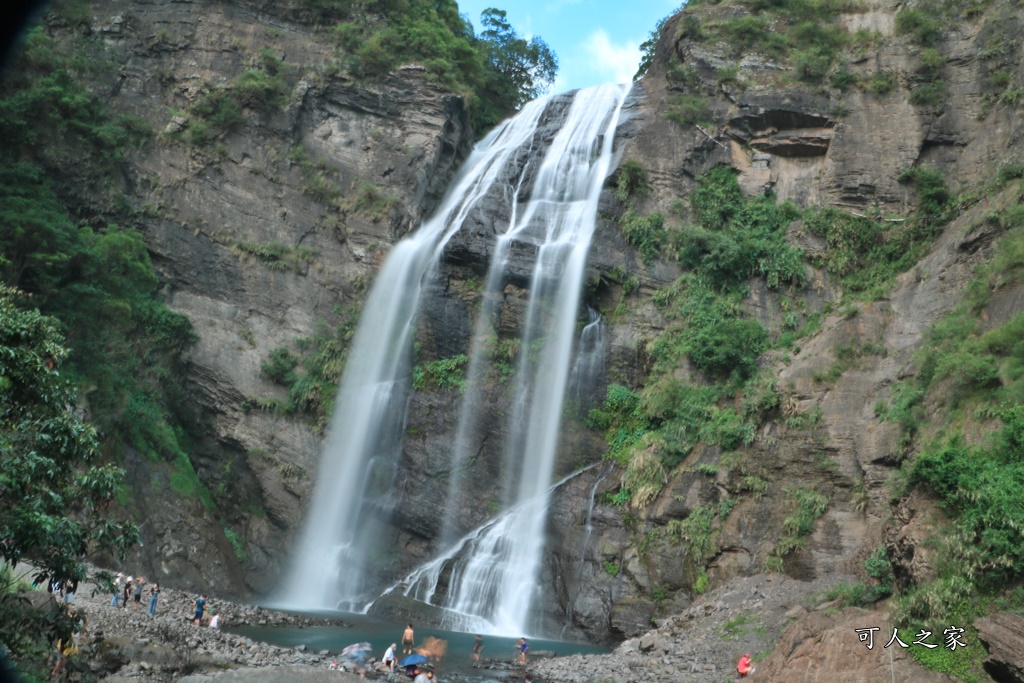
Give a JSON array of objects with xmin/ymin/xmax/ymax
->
[
  {"xmin": 478, "ymin": 8, "xmax": 558, "ymax": 110},
  {"xmin": 0, "ymin": 285, "xmax": 139, "ymax": 655},
  {"xmin": 0, "ymin": 163, "xmax": 81, "ymax": 295},
  {"xmin": 635, "ymin": 16, "xmax": 669, "ymax": 81}
]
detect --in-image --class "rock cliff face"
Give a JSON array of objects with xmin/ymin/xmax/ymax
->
[
  {"xmin": 44, "ymin": 0, "xmax": 472, "ymax": 595},
  {"xmin": 34, "ymin": 0, "xmax": 1024, "ymax": 668},
  {"xmin": 527, "ymin": 0, "xmax": 1024, "ymax": 658}
]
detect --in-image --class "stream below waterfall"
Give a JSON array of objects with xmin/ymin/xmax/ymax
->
[{"xmin": 228, "ymin": 611, "xmax": 608, "ymax": 682}]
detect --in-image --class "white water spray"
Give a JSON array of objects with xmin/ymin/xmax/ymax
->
[
  {"xmin": 403, "ymin": 84, "xmax": 628, "ymax": 635},
  {"xmin": 280, "ymin": 84, "xmax": 628, "ymax": 637},
  {"xmin": 277, "ymin": 97, "xmax": 549, "ymax": 611}
]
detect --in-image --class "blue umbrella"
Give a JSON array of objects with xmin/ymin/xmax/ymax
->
[{"xmin": 400, "ymin": 653, "xmax": 429, "ymax": 667}]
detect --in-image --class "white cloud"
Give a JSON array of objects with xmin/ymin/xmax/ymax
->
[{"xmin": 582, "ymin": 29, "xmax": 642, "ymax": 85}]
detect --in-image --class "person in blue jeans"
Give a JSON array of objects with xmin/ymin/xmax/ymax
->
[
  {"xmin": 111, "ymin": 573, "xmax": 124, "ymax": 607},
  {"xmin": 193, "ymin": 595, "xmax": 206, "ymax": 625},
  {"xmin": 147, "ymin": 583, "xmax": 160, "ymax": 616}
]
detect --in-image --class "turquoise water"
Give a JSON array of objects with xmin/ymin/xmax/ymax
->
[{"xmin": 229, "ymin": 611, "xmax": 608, "ymax": 681}]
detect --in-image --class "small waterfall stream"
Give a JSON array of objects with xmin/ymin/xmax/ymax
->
[
  {"xmin": 568, "ymin": 308, "xmax": 607, "ymax": 412},
  {"xmin": 560, "ymin": 461, "xmax": 614, "ymax": 638},
  {"xmin": 280, "ymin": 83, "xmax": 628, "ymax": 636},
  {"xmin": 396, "ymin": 463, "xmax": 601, "ymax": 634}
]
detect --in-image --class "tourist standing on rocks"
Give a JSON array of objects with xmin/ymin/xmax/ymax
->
[
  {"xmin": 111, "ymin": 573, "xmax": 124, "ymax": 607},
  {"xmin": 193, "ymin": 595, "xmax": 206, "ymax": 625},
  {"xmin": 209, "ymin": 610, "xmax": 220, "ymax": 628},
  {"xmin": 517, "ymin": 638, "xmax": 529, "ymax": 665},
  {"xmin": 132, "ymin": 576, "xmax": 145, "ymax": 609},
  {"xmin": 402, "ymin": 623, "xmax": 415, "ymax": 654},
  {"xmin": 471, "ymin": 634, "xmax": 483, "ymax": 667},
  {"xmin": 123, "ymin": 575, "xmax": 132, "ymax": 607},
  {"xmin": 51, "ymin": 607, "xmax": 88, "ymax": 680},
  {"xmin": 147, "ymin": 582, "xmax": 160, "ymax": 615},
  {"xmin": 341, "ymin": 642, "xmax": 372, "ymax": 680}
]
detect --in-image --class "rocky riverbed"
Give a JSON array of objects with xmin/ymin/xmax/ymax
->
[
  {"xmin": 34, "ymin": 569, "xmax": 538, "ymax": 682},
  {"xmin": 529, "ymin": 573, "xmax": 851, "ymax": 683},
  {"xmin": 32, "ymin": 568, "xmax": 860, "ymax": 682},
  {"xmin": 23, "ymin": 571, "xmax": 353, "ymax": 681}
]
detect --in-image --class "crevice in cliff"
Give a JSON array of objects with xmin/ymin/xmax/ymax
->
[{"xmin": 726, "ymin": 109, "xmax": 836, "ymax": 158}]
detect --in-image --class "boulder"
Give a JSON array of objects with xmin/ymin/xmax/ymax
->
[
  {"xmin": 975, "ymin": 612, "xmax": 1024, "ymax": 683},
  {"xmin": 752, "ymin": 607, "xmax": 954, "ymax": 682},
  {"xmin": 637, "ymin": 633, "xmax": 669, "ymax": 653},
  {"xmin": 609, "ymin": 598, "xmax": 657, "ymax": 638}
]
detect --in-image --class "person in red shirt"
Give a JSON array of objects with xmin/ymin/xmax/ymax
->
[{"xmin": 738, "ymin": 652, "xmax": 753, "ymax": 678}]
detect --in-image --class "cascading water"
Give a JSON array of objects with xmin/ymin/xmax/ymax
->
[
  {"xmin": 402, "ymin": 84, "xmax": 628, "ymax": 635},
  {"xmin": 279, "ymin": 82, "xmax": 628, "ymax": 636},
  {"xmin": 277, "ymin": 97, "xmax": 549, "ymax": 611}
]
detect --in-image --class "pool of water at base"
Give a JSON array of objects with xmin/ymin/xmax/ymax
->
[{"xmin": 227, "ymin": 610, "xmax": 609, "ymax": 682}]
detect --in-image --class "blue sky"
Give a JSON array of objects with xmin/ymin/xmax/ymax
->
[{"xmin": 456, "ymin": 0, "xmax": 683, "ymax": 94}]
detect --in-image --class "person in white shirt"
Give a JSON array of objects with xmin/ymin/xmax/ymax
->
[{"xmin": 382, "ymin": 643, "xmax": 397, "ymax": 671}]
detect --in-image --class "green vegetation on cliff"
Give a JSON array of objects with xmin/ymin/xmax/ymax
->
[
  {"xmin": 302, "ymin": 0, "xmax": 557, "ymax": 130},
  {"xmin": 639, "ymin": 0, "xmax": 1004, "ymax": 122},
  {"xmin": 0, "ymin": 20, "xmax": 285, "ymax": 676},
  {"xmin": 621, "ymin": 0, "xmax": 1024, "ymax": 670},
  {"xmin": 257, "ymin": 298, "xmax": 364, "ymax": 430},
  {"xmin": 413, "ymin": 353, "xmax": 470, "ymax": 392},
  {"xmin": 596, "ymin": 155, "xmax": 961, "ymax": 609},
  {"xmin": 638, "ymin": 0, "xmax": 855, "ymax": 85},
  {"xmin": 872, "ymin": 197, "xmax": 1024, "ymax": 646},
  {"xmin": 595, "ymin": 165, "xmax": 793, "ymax": 516},
  {"xmin": 0, "ymin": 37, "xmax": 197, "ymax": 467}
]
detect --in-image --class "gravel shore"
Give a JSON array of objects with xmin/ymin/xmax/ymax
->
[
  {"xmin": 19, "ymin": 570, "xmax": 356, "ymax": 681},
  {"xmin": 23, "ymin": 567, "xmax": 846, "ymax": 682}
]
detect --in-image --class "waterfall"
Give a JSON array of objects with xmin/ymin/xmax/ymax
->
[
  {"xmin": 404, "ymin": 84, "xmax": 628, "ymax": 635},
  {"xmin": 279, "ymin": 83, "xmax": 628, "ymax": 635},
  {"xmin": 277, "ymin": 97, "xmax": 549, "ymax": 611}
]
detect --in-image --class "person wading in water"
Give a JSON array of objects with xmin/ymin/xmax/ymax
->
[{"xmin": 402, "ymin": 623, "xmax": 415, "ymax": 655}]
